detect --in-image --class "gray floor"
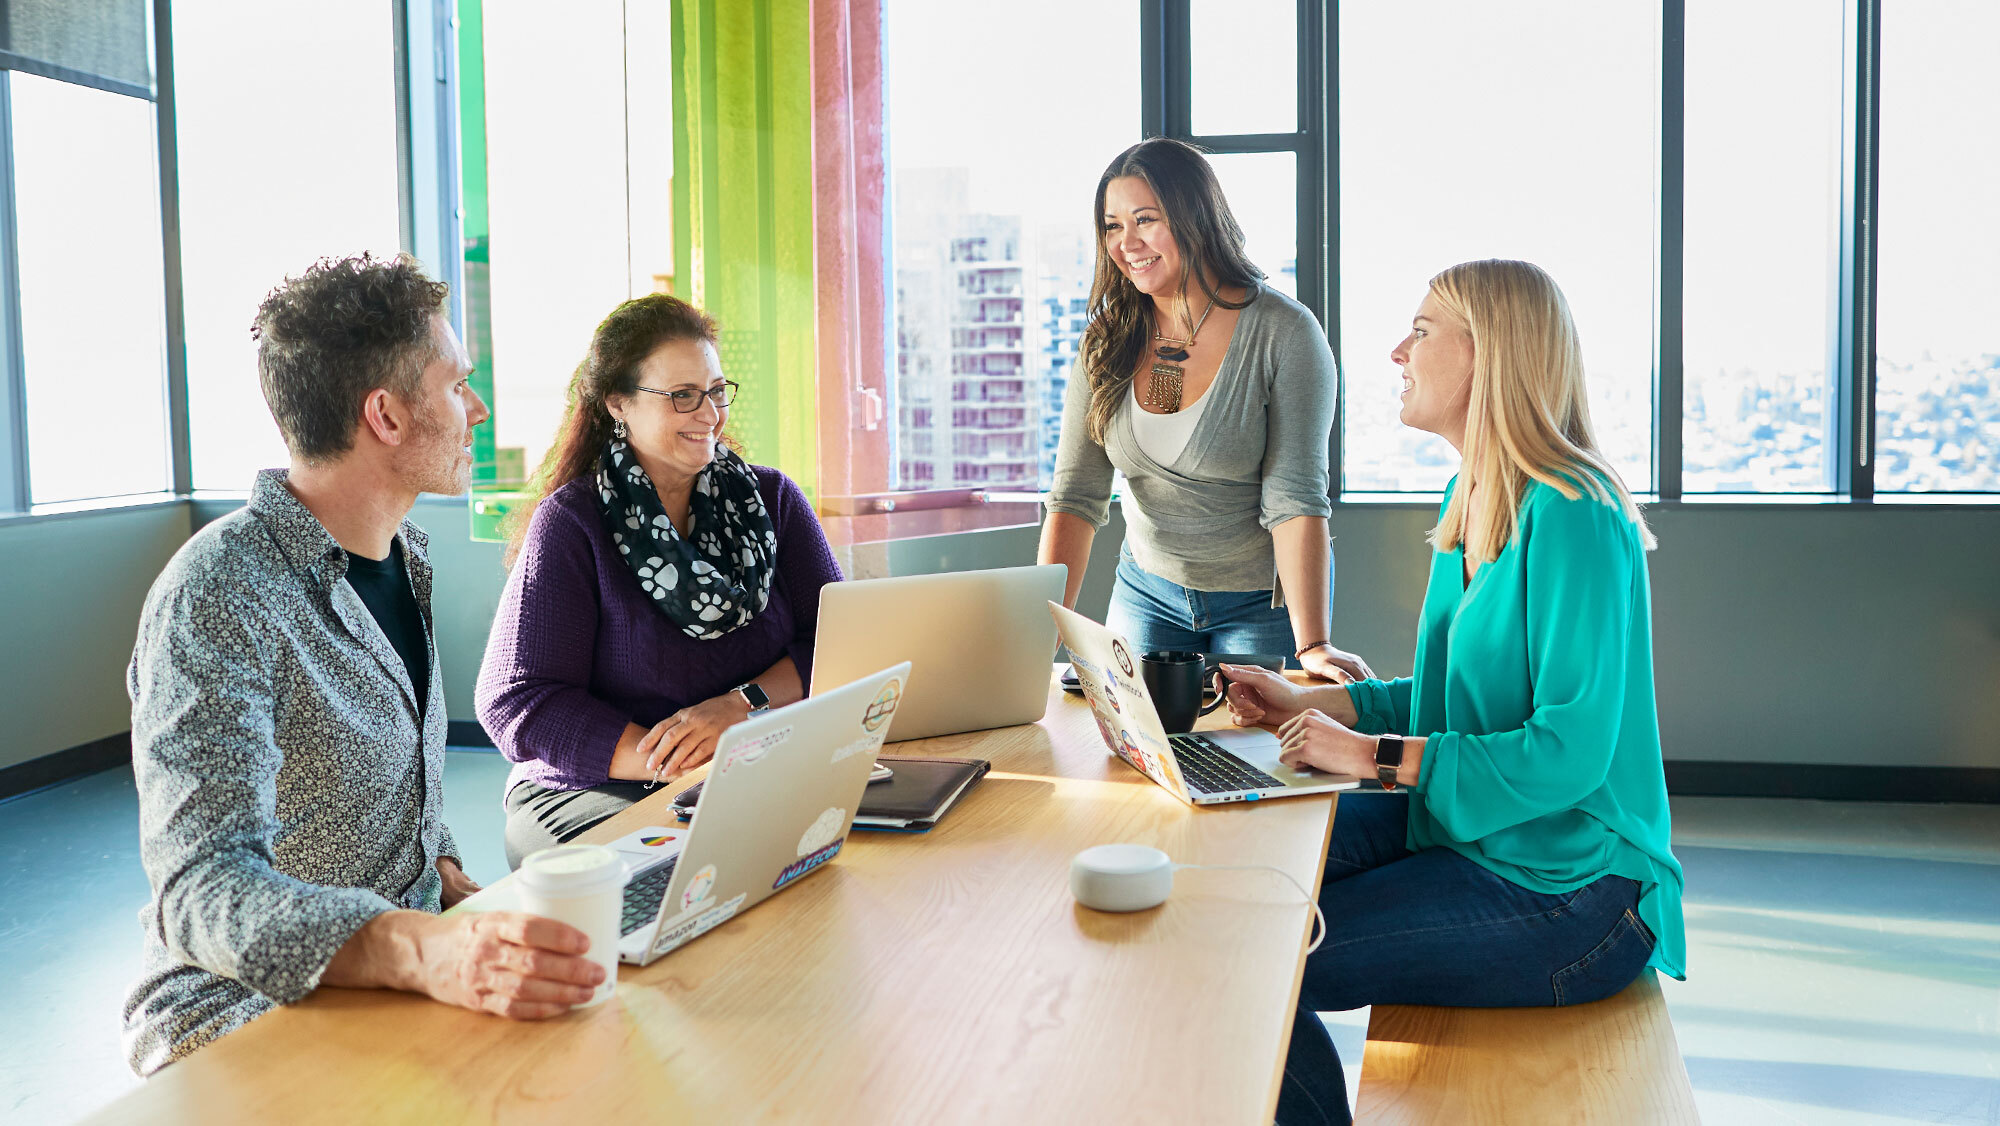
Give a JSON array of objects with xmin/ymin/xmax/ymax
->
[{"xmin": 2, "ymin": 760, "xmax": 1996, "ymax": 1124}]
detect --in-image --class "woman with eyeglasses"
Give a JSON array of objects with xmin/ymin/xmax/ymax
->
[{"xmin": 477, "ymin": 293, "xmax": 841, "ymax": 867}]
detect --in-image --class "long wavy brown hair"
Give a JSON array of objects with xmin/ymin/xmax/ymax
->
[
  {"xmin": 1079, "ymin": 138, "xmax": 1264, "ymax": 444},
  {"xmin": 502, "ymin": 293, "xmax": 735, "ymax": 566}
]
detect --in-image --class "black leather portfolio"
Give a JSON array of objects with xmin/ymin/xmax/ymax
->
[{"xmin": 673, "ymin": 756, "xmax": 990, "ymax": 832}]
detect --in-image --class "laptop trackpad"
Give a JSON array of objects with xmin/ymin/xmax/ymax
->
[{"xmin": 1201, "ymin": 728, "xmax": 1356, "ymax": 788}]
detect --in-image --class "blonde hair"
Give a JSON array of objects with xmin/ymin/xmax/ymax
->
[{"xmin": 1425, "ymin": 259, "xmax": 1656, "ymax": 564}]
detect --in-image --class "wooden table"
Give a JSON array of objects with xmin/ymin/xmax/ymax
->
[{"xmin": 87, "ymin": 670, "xmax": 1335, "ymax": 1125}]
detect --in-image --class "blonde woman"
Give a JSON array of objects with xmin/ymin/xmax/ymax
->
[{"xmin": 1218, "ymin": 260, "xmax": 1686, "ymax": 1126}]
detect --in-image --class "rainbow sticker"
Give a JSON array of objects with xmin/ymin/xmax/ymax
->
[{"xmin": 641, "ymin": 834, "xmax": 674, "ymax": 847}]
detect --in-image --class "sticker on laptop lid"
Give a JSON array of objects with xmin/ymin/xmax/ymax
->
[
  {"xmin": 861, "ymin": 677, "xmax": 903, "ymax": 733},
  {"xmin": 721, "ymin": 725, "xmax": 793, "ymax": 773},
  {"xmin": 680, "ymin": 863, "xmax": 718, "ymax": 911},
  {"xmin": 650, "ymin": 892, "xmax": 746, "ymax": 958},
  {"xmin": 1111, "ymin": 639, "xmax": 1135, "ymax": 678},
  {"xmin": 1119, "ymin": 730, "xmax": 1153, "ymax": 777},
  {"xmin": 773, "ymin": 840, "xmax": 842, "ymax": 890},
  {"xmin": 830, "ymin": 732, "xmax": 881, "ymax": 763},
  {"xmin": 798, "ymin": 807, "xmax": 846, "ymax": 856}
]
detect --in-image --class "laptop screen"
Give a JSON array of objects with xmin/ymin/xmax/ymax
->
[{"xmin": 1050, "ymin": 603, "xmax": 1187, "ymax": 796}]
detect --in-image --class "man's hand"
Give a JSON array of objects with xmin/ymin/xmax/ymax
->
[
  {"xmin": 325, "ymin": 910, "xmax": 604, "ymax": 1019},
  {"xmin": 437, "ymin": 857, "xmax": 481, "ymax": 909}
]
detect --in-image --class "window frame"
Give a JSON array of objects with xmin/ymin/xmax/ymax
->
[
  {"xmin": 0, "ymin": 2, "xmax": 186, "ymax": 513},
  {"xmin": 0, "ymin": 0, "xmax": 454, "ymax": 518},
  {"xmin": 1144, "ymin": 0, "xmax": 1337, "ymax": 491},
  {"xmin": 1139, "ymin": 0, "xmax": 1943, "ymax": 505}
]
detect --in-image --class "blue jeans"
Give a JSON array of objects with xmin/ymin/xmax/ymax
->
[
  {"xmin": 1105, "ymin": 549, "xmax": 1317, "ymax": 662},
  {"xmin": 1276, "ymin": 796, "xmax": 1658, "ymax": 1126}
]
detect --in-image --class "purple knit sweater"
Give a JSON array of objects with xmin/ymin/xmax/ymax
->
[{"xmin": 476, "ymin": 467, "xmax": 842, "ymax": 793}]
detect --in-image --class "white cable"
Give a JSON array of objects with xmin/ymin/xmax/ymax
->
[{"xmin": 1173, "ymin": 863, "xmax": 1327, "ymax": 954}]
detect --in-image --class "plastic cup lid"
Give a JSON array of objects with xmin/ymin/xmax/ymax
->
[{"xmin": 518, "ymin": 844, "xmax": 626, "ymax": 894}]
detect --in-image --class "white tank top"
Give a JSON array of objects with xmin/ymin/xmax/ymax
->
[{"xmin": 1127, "ymin": 380, "xmax": 1213, "ymax": 468}]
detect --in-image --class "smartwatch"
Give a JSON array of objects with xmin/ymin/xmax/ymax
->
[
  {"xmin": 1374, "ymin": 736, "xmax": 1405, "ymax": 791},
  {"xmin": 733, "ymin": 682, "xmax": 771, "ymax": 716}
]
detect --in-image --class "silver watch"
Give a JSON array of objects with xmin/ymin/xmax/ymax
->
[{"xmin": 734, "ymin": 682, "xmax": 771, "ymax": 715}]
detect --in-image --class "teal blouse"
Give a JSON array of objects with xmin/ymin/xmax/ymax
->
[{"xmin": 1346, "ymin": 476, "xmax": 1687, "ymax": 979}]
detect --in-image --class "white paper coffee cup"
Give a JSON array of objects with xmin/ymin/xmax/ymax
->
[{"xmin": 515, "ymin": 844, "xmax": 627, "ymax": 1008}]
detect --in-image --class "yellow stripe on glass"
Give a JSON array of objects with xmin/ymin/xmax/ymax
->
[{"xmin": 671, "ymin": 0, "xmax": 818, "ymax": 500}]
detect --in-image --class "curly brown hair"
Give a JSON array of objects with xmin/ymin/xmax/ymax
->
[
  {"xmin": 251, "ymin": 252, "xmax": 450, "ymax": 463},
  {"xmin": 503, "ymin": 292, "xmax": 736, "ymax": 566}
]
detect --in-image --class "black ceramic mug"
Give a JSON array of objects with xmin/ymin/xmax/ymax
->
[{"xmin": 1142, "ymin": 650, "xmax": 1227, "ymax": 734}]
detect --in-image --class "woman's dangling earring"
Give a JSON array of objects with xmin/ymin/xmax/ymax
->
[{"xmin": 612, "ymin": 417, "xmax": 628, "ymax": 440}]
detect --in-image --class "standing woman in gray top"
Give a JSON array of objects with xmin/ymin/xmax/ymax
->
[{"xmin": 1040, "ymin": 138, "xmax": 1372, "ymax": 681}]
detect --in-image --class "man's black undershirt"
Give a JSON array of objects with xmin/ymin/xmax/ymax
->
[{"xmin": 343, "ymin": 545, "xmax": 430, "ymax": 718}]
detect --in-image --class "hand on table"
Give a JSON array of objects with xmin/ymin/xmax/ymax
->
[
  {"xmin": 437, "ymin": 857, "xmax": 482, "ymax": 909},
  {"xmin": 329, "ymin": 910, "xmax": 605, "ymax": 1019},
  {"xmin": 412, "ymin": 912, "xmax": 604, "ymax": 1019},
  {"xmin": 640, "ymin": 691, "xmax": 754, "ymax": 783},
  {"xmin": 1299, "ymin": 644, "xmax": 1374, "ymax": 685}
]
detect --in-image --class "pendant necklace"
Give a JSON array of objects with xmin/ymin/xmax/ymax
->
[{"xmin": 1147, "ymin": 296, "xmax": 1217, "ymax": 414}]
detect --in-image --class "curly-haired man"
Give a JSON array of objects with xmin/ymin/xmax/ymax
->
[{"xmin": 122, "ymin": 254, "xmax": 602, "ymax": 1075}]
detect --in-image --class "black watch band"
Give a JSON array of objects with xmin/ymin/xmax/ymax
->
[
  {"xmin": 734, "ymin": 682, "xmax": 771, "ymax": 715},
  {"xmin": 1374, "ymin": 736, "xmax": 1406, "ymax": 791}
]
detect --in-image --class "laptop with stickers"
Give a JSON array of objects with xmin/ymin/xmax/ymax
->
[
  {"xmin": 1049, "ymin": 602, "xmax": 1359, "ymax": 805},
  {"xmin": 459, "ymin": 662, "xmax": 911, "ymax": 966}
]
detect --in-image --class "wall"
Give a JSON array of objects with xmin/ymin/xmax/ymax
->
[
  {"xmin": 0, "ymin": 504, "xmax": 192, "ymax": 771},
  {"xmin": 6, "ymin": 497, "xmax": 1999, "ymax": 774}
]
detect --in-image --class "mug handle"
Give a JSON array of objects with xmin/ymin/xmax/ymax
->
[{"xmin": 1198, "ymin": 669, "xmax": 1229, "ymax": 717}]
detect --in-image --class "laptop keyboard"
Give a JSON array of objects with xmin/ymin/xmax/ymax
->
[
  {"xmin": 1169, "ymin": 733, "xmax": 1287, "ymax": 796},
  {"xmin": 620, "ymin": 856, "xmax": 681, "ymax": 936}
]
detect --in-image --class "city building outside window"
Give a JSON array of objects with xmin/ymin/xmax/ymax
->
[
  {"xmin": 1338, "ymin": 0, "xmax": 1657, "ymax": 494},
  {"xmin": 1872, "ymin": 0, "xmax": 2000, "ymax": 492},
  {"xmin": 1680, "ymin": 0, "xmax": 1841, "ymax": 493},
  {"xmin": 884, "ymin": 0, "xmax": 1134, "ymax": 494}
]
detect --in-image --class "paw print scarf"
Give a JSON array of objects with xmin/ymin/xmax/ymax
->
[{"xmin": 594, "ymin": 439, "xmax": 777, "ymax": 640}]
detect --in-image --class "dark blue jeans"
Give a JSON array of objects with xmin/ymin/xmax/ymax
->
[
  {"xmin": 1105, "ymin": 550, "xmax": 1321, "ymax": 660},
  {"xmin": 1276, "ymin": 796, "xmax": 1658, "ymax": 1126}
]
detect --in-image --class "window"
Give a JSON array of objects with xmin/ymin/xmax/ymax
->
[
  {"xmin": 173, "ymin": 4, "xmax": 403, "ymax": 490},
  {"xmin": 11, "ymin": 74, "xmax": 170, "ymax": 504},
  {"xmin": 885, "ymin": 0, "xmax": 1137, "ymax": 492},
  {"xmin": 1339, "ymin": 0, "xmax": 1658, "ymax": 493},
  {"xmin": 1873, "ymin": 0, "xmax": 2000, "ymax": 492},
  {"xmin": 1680, "ymin": 0, "xmax": 1843, "ymax": 493},
  {"xmin": 1190, "ymin": 0, "xmax": 1297, "ymax": 138},
  {"xmin": 1208, "ymin": 151, "xmax": 1298, "ymax": 300},
  {"xmin": 476, "ymin": 0, "xmax": 671, "ymax": 483}
]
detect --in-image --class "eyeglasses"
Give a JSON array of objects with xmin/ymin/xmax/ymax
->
[{"xmin": 634, "ymin": 380, "xmax": 739, "ymax": 414}]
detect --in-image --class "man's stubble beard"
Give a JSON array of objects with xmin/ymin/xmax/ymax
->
[{"xmin": 398, "ymin": 398, "xmax": 470, "ymax": 497}]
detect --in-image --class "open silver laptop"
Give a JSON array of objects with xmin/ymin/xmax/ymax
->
[
  {"xmin": 1049, "ymin": 602, "xmax": 1359, "ymax": 805},
  {"xmin": 812, "ymin": 564, "xmax": 1064, "ymax": 742},
  {"xmin": 461, "ymin": 662, "xmax": 911, "ymax": 965}
]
